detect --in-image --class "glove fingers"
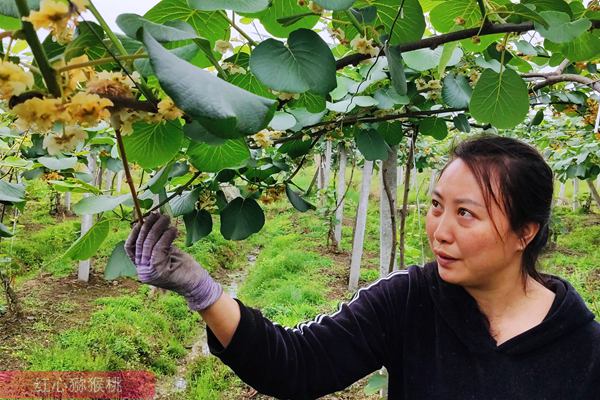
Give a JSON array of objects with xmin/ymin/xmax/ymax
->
[
  {"xmin": 135, "ymin": 212, "xmax": 160, "ymax": 264},
  {"xmin": 140, "ymin": 214, "xmax": 172, "ymax": 265},
  {"xmin": 125, "ymin": 222, "xmax": 141, "ymax": 261},
  {"xmin": 150, "ymin": 227, "xmax": 178, "ymax": 266}
]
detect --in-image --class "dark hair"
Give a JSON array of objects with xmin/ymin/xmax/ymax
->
[{"xmin": 442, "ymin": 134, "xmax": 553, "ymax": 288}]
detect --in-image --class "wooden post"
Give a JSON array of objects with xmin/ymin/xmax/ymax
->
[
  {"xmin": 78, "ymin": 153, "xmax": 97, "ymax": 282},
  {"xmin": 333, "ymin": 144, "xmax": 347, "ymax": 250},
  {"xmin": 572, "ymin": 179, "xmax": 580, "ymax": 211},
  {"xmin": 115, "ymin": 170, "xmax": 124, "ymax": 193},
  {"xmin": 586, "ymin": 179, "xmax": 600, "ymax": 208},
  {"xmin": 556, "ymin": 181, "xmax": 567, "ymax": 206},
  {"xmin": 64, "ymin": 192, "xmax": 71, "ymax": 211},
  {"xmin": 380, "ymin": 146, "xmax": 398, "ymax": 277},
  {"xmin": 349, "ymin": 160, "xmax": 373, "ymax": 291}
]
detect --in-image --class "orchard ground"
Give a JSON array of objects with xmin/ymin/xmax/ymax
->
[{"xmin": 0, "ymin": 165, "xmax": 598, "ymax": 399}]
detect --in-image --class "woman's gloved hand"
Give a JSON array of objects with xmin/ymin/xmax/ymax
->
[{"xmin": 125, "ymin": 213, "xmax": 223, "ymax": 311}]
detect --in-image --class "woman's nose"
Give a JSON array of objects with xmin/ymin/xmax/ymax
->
[{"xmin": 433, "ymin": 214, "xmax": 454, "ymax": 244}]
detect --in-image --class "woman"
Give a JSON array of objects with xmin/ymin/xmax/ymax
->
[{"xmin": 125, "ymin": 135, "xmax": 600, "ymax": 399}]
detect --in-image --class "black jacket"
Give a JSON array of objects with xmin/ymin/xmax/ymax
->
[{"xmin": 207, "ymin": 262, "xmax": 600, "ymax": 399}]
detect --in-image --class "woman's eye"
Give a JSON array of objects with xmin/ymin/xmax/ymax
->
[
  {"xmin": 431, "ymin": 199, "xmax": 440, "ymax": 208},
  {"xmin": 458, "ymin": 208, "xmax": 473, "ymax": 218}
]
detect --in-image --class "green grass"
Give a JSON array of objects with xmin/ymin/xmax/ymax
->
[{"xmin": 24, "ymin": 287, "xmax": 199, "ymax": 375}]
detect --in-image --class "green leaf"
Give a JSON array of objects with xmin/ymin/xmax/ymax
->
[
  {"xmin": 0, "ymin": 180, "xmax": 24, "ymax": 204},
  {"xmin": 183, "ymin": 209, "xmax": 213, "ymax": 246},
  {"xmin": 403, "ymin": 46, "xmax": 462, "ymax": 71},
  {"xmin": 220, "ymin": 197, "xmax": 265, "ymax": 240},
  {"xmin": 170, "ymin": 188, "xmax": 200, "ymax": 217},
  {"xmin": 123, "ymin": 121, "xmax": 183, "ymax": 169},
  {"xmin": 104, "ymin": 241, "xmax": 138, "ymax": 280},
  {"xmin": 117, "ymin": 13, "xmax": 197, "ymax": 42},
  {"xmin": 0, "ymin": 222, "xmax": 13, "ymax": 238},
  {"xmin": 534, "ymin": 12, "xmax": 590, "ymax": 43},
  {"xmin": 48, "ymin": 179, "xmax": 101, "ymax": 194},
  {"xmin": 285, "ymin": 184, "xmax": 315, "ymax": 212},
  {"xmin": 314, "ymin": 0, "xmax": 355, "ymax": 10},
  {"xmin": 224, "ymin": 52, "xmax": 276, "ymax": 99},
  {"xmin": 419, "ymin": 117, "xmax": 448, "ymax": 140},
  {"xmin": 148, "ymin": 163, "xmax": 173, "ymax": 194},
  {"xmin": 187, "ymin": 139, "xmax": 250, "ymax": 172},
  {"xmin": 377, "ymin": 121, "xmax": 403, "ymax": 146},
  {"xmin": 250, "ymin": 29, "xmax": 336, "ymax": 95},
  {"xmin": 469, "ymin": 68, "xmax": 529, "ymax": 129},
  {"xmin": 522, "ymin": 0, "xmax": 572, "ymax": 17},
  {"xmin": 188, "ymin": 0, "xmax": 269, "ymax": 13},
  {"xmin": 355, "ymin": 129, "xmax": 390, "ymax": 161},
  {"xmin": 429, "ymin": 0, "xmax": 482, "ymax": 33},
  {"xmin": 144, "ymin": 0, "xmax": 230, "ymax": 45},
  {"xmin": 0, "ymin": 0, "xmax": 39, "ymax": 18},
  {"xmin": 183, "ymin": 120, "xmax": 227, "ymax": 145},
  {"xmin": 385, "ymin": 45, "xmax": 407, "ymax": 95},
  {"xmin": 38, "ymin": 156, "xmax": 77, "ymax": 170},
  {"xmin": 557, "ymin": 31, "xmax": 600, "ymax": 62},
  {"xmin": 531, "ymin": 109, "xmax": 544, "ymax": 126},
  {"xmin": 64, "ymin": 219, "xmax": 111, "ymax": 261},
  {"xmin": 288, "ymin": 92, "xmax": 327, "ymax": 113},
  {"xmin": 144, "ymin": 31, "xmax": 277, "ymax": 139},
  {"xmin": 278, "ymin": 139, "xmax": 312, "ymax": 158},
  {"xmin": 442, "ymin": 73, "xmax": 472, "ymax": 109},
  {"xmin": 64, "ymin": 21, "xmax": 106, "ymax": 61},
  {"xmin": 373, "ymin": 0, "xmax": 425, "ymax": 45},
  {"xmin": 498, "ymin": 3, "xmax": 549, "ymax": 28},
  {"xmin": 73, "ymin": 194, "xmax": 130, "ymax": 215},
  {"xmin": 258, "ymin": 0, "xmax": 320, "ymax": 38},
  {"xmin": 269, "ymin": 112, "xmax": 298, "ymax": 131},
  {"xmin": 453, "ymin": 113, "xmax": 471, "ymax": 133},
  {"xmin": 0, "ymin": 157, "xmax": 33, "ymax": 169},
  {"xmin": 135, "ymin": 44, "xmax": 199, "ymax": 77},
  {"xmin": 327, "ymin": 96, "xmax": 378, "ymax": 112}
]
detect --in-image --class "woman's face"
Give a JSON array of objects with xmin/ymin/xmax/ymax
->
[{"xmin": 425, "ymin": 158, "xmax": 526, "ymax": 289}]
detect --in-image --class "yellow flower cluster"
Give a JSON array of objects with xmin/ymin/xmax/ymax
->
[
  {"xmin": 0, "ymin": 61, "xmax": 34, "ymax": 100},
  {"xmin": 55, "ymin": 55, "xmax": 94, "ymax": 94},
  {"xmin": 43, "ymin": 125, "xmax": 87, "ymax": 155},
  {"xmin": 67, "ymin": 92, "xmax": 113, "ymax": 126},
  {"xmin": 251, "ymin": 129, "xmax": 283, "ymax": 148},
  {"xmin": 260, "ymin": 185, "xmax": 285, "ymax": 205},
  {"xmin": 87, "ymin": 70, "xmax": 140, "ymax": 99},
  {"xmin": 214, "ymin": 40, "xmax": 233, "ymax": 55},
  {"xmin": 221, "ymin": 62, "xmax": 247, "ymax": 75},
  {"xmin": 112, "ymin": 96, "xmax": 183, "ymax": 135},
  {"xmin": 350, "ymin": 35, "xmax": 378, "ymax": 57},
  {"xmin": 24, "ymin": 0, "xmax": 89, "ymax": 44}
]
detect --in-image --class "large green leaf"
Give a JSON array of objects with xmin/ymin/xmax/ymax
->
[
  {"xmin": 64, "ymin": 21, "xmax": 106, "ymax": 61},
  {"xmin": 285, "ymin": 184, "xmax": 315, "ymax": 212},
  {"xmin": 48, "ymin": 179, "xmax": 101, "ymax": 194},
  {"xmin": 377, "ymin": 121, "xmax": 403, "ymax": 146},
  {"xmin": 183, "ymin": 209, "xmax": 213, "ymax": 246},
  {"xmin": 134, "ymin": 43, "xmax": 199, "ymax": 77},
  {"xmin": 278, "ymin": 139, "xmax": 312, "ymax": 158},
  {"xmin": 73, "ymin": 194, "xmax": 130, "ymax": 215},
  {"xmin": 557, "ymin": 31, "xmax": 600, "ymax": 62},
  {"xmin": 403, "ymin": 46, "xmax": 462, "ymax": 71},
  {"xmin": 522, "ymin": 0, "xmax": 572, "ymax": 17},
  {"xmin": 220, "ymin": 197, "xmax": 265, "ymax": 240},
  {"xmin": 188, "ymin": 0, "xmax": 269, "ymax": 13},
  {"xmin": 469, "ymin": 68, "xmax": 529, "ymax": 129},
  {"xmin": 250, "ymin": 29, "xmax": 336, "ymax": 95},
  {"xmin": 144, "ymin": 31, "xmax": 277, "ymax": 138},
  {"xmin": 64, "ymin": 219, "xmax": 111, "ymax": 261},
  {"xmin": 123, "ymin": 120, "xmax": 183, "ymax": 169},
  {"xmin": 258, "ymin": 0, "xmax": 320, "ymax": 38},
  {"xmin": 429, "ymin": 0, "xmax": 481, "ymax": 33},
  {"xmin": 144, "ymin": 0, "xmax": 229, "ymax": 45},
  {"xmin": 373, "ymin": 0, "xmax": 425, "ymax": 46},
  {"xmin": 355, "ymin": 129, "xmax": 390, "ymax": 161},
  {"xmin": 534, "ymin": 11, "xmax": 590, "ymax": 43},
  {"xmin": 117, "ymin": 13, "xmax": 197, "ymax": 42},
  {"xmin": 0, "ymin": 181, "xmax": 25, "ymax": 204},
  {"xmin": 104, "ymin": 241, "xmax": 138, "ymax": 280},
  {"xmin": 453, "ymin": 113, "xmax": 471, "ymax": 133},
  {"xmin": 187, "ymin": 138, "xmax": 250, "ymax": 173},
  {"xmin": 147, "ymin": 163, "xmax": 173, "ymax": 194},
  {"xmin": 269, "ymin": 112, "xmax": 298, "ymax": 130},
  {"xmin": 288, "ymin": 92, "xmax": 327, "ymax": 113},
  {"xmin": 38, "ymin": 157, "xmax": 78, "ymax": 170},
  {"xmin": 442, "ymin": 73, "xmax": 472, "ymax": 109},
  {"xmin": 170, "ymin": 188, "xmax": 201, "ymax": 217},
  {"xmin": 314, "ymin": 0, "xmax": 355, "ymax": 10},
  {"xmin": 419, "ymin": 117, "xmax": 448, "ymax": 140},
  {"xmin": 385, "ymin": 45, "xmax": 407, "ymax": 95}
]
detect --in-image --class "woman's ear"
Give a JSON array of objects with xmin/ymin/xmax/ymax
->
[{"xmin": 519, "ymin": 222, "xmax": 540, "ymax": 250}]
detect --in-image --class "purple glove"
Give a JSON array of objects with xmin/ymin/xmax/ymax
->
[{"xmin": 125, "ymin": 213, "xmax": 223, "ymax": 311}]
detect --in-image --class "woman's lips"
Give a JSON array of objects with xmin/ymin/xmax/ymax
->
[{"xmin": 435, "ymin": 252, "xmax": 458, "ymax": 268}]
